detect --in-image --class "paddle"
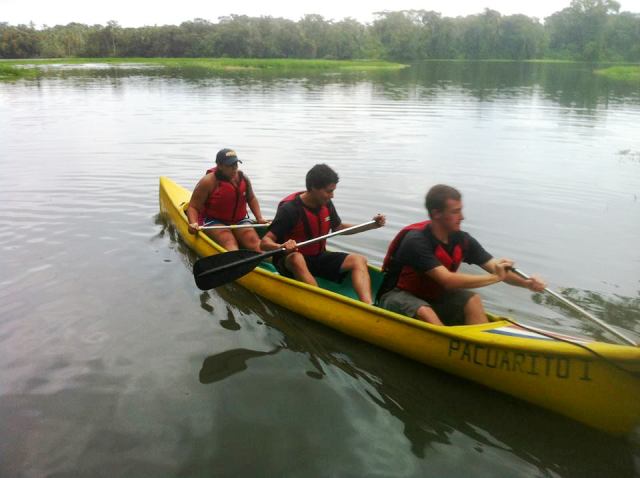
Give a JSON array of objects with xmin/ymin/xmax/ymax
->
[
  {"xmin": 510, "ymin": 267, "xmax": 638, "ymax": 346},
  {"xmin": 200, "ymin": 223, "xmax": 271, "ymax": 231},
  {"xmin": 193, "ymin": 220, "xmax": 378, "ymax": 290}
]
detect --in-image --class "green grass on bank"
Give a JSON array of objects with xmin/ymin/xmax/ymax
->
[
  {"xmin": 155, "ymin": 57, "xmax": 408, "ymax": 71},
  {"xmin": 593, "ymin": 65, "xmax": 640, "ymax": 82},
  {"xmin": 4, "ymin": 57, "xmax": 639, "ymax": 81},
  {"xmin": 0, "ymin": 62, "xmax": 40, "ymax": 79},
  {"xmin": 0, "ymin": 57, "xmax": 407, "ymax": 77}
]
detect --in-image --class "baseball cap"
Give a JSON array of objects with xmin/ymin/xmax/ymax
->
[{"xmin": 215, "ymin": 148, "xmax": 243, "ymax": 165}]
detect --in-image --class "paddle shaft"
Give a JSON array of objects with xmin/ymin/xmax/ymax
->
[
  {"xmin": 510, "ymin": 267, "xmax": 638, "ymax": 346},
  {"xmin": 200, "ymin": 223, "xmax": 270, "ymax": 230},
  {"xmin": 197, "ymin": 220, "xmax": 377, "ymax": 280}
]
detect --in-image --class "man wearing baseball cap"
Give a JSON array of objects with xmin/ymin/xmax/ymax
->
[{"xmin": 187, "ymin": 148, "xmax": 267, "ymax": 251}]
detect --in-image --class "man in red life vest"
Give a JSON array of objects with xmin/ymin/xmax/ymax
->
[
  {"xmin": 187, "ymin": 148, "xmax": 267, "ymax": 251},
  {"xmin": 260, "ymin": 164, "xmax": 386, "ymax": 304},
  {"xmin": 378, "ymin": 184, "xmax": 545, "ymax": 326}
]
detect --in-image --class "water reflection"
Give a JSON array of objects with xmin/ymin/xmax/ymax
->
[
  {"xmin": 403, "ymin": 61, "xmax": 640, "ymax": 109},
  {"xmin": 154, "ymin": 214, "xmax": 200, "ymax": 270},
  {"xmin": 219, "ymin": 303, "xmax": 242, "ymax": 331},
  {"xmin": 200, "ymin": 281, "xmax": 638, "ymax": 475},
  {"xmin": 533, "ymin": 287, "xmax": 640, "ymax": 343},
  {"xmin": 199, "ymin": 290, "xmax": 244, "ymax": 331},
  {"xmin": 199, "ymin": 346, "xmax": 282, "ymax": 384},
  {"xmin": 618, "ymin": 149, "xmax": 640, "ymax": 164},
  {"xmin": 20, "ymin": 60, "xmax": 640, "ymax": 112},
  {"xmin": 4, "ymin": 61, "xmax": 640, "ymax": 476}
]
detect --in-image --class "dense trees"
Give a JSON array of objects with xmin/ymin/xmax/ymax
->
[
  {"xmin": 545, "ymin": 0, "xmax": 625, "ymax": 60},
  {"xmin": 1, "ymin": 2, "xmax": 639, "ymax": 61}
]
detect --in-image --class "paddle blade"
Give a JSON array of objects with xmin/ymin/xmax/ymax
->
[{"xmin": 193, "ymin": 249, "xmax": 263, "ymax": 290}]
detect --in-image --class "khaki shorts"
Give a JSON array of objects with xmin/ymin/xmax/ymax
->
[{"xmin": 379, "ymin": 288, "xmax": 474, "ymax": 325}]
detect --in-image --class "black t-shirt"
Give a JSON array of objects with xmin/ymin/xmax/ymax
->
[
  {"xmin": 269, "ymin": 197, "xmax": 341, "ymax": 243},
  {"xmin": 393, "ymin": 225, "xmax": 492, "ymax": 273}
]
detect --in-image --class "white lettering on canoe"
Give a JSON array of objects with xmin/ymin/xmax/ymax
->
[{"xmin": 448, "ymin": 339, "xmax": 592, "ymax": 381}]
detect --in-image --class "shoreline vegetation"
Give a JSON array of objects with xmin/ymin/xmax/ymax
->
[
  {"xmin": 593, "ymin": 66, "xmax": 640, "ymax": 82},
  {"xmin": 0, "ymin": 62, "xmax": 40, "ymax": 79},
  {"xmin": 0, "ymin": 57, "xmax": 407, "ymax": 79},
  {"xmin": 2, "ymin": 2, "xmax": 640, "ymax": 66},
  {"xmin": 2, "ymin": 58, "xmax": 640, "ymax": 82}
]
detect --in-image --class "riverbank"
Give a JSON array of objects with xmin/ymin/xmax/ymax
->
[
  {"xmin": 593, "ymin": 65, "xmax": 640, "ymax": 82},
  {"xmin": 0, "ymin": 57, "xmax": 407, "ymax": 79},
  {"xmin": 4, "ymin": 58, "xmax": 638, "ymax": 83},
  {"xmin": 0, "ymin": 62, "xmax": 39, "ymax": 79}
]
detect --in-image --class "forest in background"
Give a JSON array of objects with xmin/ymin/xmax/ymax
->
[{"xmin": 1, "ymin": 0, "xmax": 639, "ymax": 62}]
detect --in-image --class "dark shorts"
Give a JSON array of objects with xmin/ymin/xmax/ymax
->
[
  {"xmin": 379, "ymin": 288, "xmax": 474, "ymax": 326},
  {"xmin": 201, "ymin": 216, "xmax": 253, "ymax": 227},
  {"xmin": 274, "ymin": 251, "xmax": 348, "ymax": 283}
]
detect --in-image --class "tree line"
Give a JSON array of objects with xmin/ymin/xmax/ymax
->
[{"xmin": 1, "ymin": 0, "xmax": 638, "ymax": 62}]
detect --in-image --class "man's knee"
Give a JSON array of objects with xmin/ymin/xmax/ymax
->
[
  {"xmin": 238, "ymin": 231, "xmax": 260, "ymax": 251},
  {"xmin": 344, "ymin": 253, "xmax": 368, "ymax": 271},
  {"xmin": 285, "ymin": 252, "xmax": 306, "ymax": 272},
  {"xmin": 464, "ymin": 293, "xmax": 488, "ymax": 324},
  {"xmin": 210, "ymin": 230, "xmax": 238, "ymax": 250},
  {"xmin": 415, "ymin": 305, "xmax": 443, "ymax": 325},
  {"xmin": 465, "ymin": 293, "xmax": 483, "ymax": 310}
]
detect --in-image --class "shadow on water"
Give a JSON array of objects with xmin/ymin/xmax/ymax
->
[
  {"xmin": 152, "ymin": 210, "xmax": 640, "ymax": 476},
  {"xmin": 154, "ymin": 178, "xmax": 640, "ymax": 476},
  {"xmin": 193, "ymin": 272, "xmax": 639, "ymax": 477},
  {"xmin": 199, "ymin": 345, "xmax": 283, "ymax": 384}
]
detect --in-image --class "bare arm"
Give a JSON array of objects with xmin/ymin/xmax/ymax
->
[
  {"xmin": 243, "ymin": 176, "xmax": 267, "ymax": 224},
  {"xmin": 481, "ymin": 259, "xmax": 546, "ymax": 292},
  {"xmin": 426, "ymin": 264, "xmax": 505, "ymax": 290},
  {"xmin": 260, "ymin": 231, "xmax": 297, "ymax": 253},
  {"xmin": 187, "ymin": 175, "xmax": 214, "ymax": 234},
  {"xmin": 247, "ymin": 196, "xmax": 267, "ymax": 224}
]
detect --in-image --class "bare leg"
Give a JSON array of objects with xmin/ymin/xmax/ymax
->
[
  {"xmin": 285, "ymin": 252, "xmax": 317, "ymax": 286},
  {"xmin": 205, "ymin": 229, "xmax": 239, "ymax": 251},
  {"xmin": 234, "ymin": 228, "xmax": 262, "ymax": 252},
  {"xmin": 463, "ymin": 293, "xmax": 489, "ymax": 325},
  {"xmin": 340, "ymin": 254, "xmax": 373, "ymax": 304},
  {"xmin": 415, "ymin": 305, "xmax": 444, "ymax": 325}
]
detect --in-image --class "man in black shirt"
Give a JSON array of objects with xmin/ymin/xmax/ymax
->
[
  {"xmin": 261, "ymin": 164, "xmax": 385, "ymax": 304},
  {"xmin": 379, "ymin": 184, "xmax": 545, "ymax": 325}
]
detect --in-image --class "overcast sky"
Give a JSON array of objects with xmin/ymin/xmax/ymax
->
[{"xmin": 2, "ymin": 0, "xmax": 640, "ymax": 27}]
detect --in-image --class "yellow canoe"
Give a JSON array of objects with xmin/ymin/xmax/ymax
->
[{"xmin": 159, "ymin": 176, "xmax": 640, "ymax": 435}]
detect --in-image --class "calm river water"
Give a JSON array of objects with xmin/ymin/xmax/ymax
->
[{"xmin": 1, "ymin": 61, "xmax": 640, "ymax": 476}]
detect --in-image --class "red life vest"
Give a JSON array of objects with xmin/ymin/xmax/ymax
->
[
  {"xmin": 278, "ymin": 192, "xmax": 332, "ymax": 256},
  {"xmin": 200, "ymin": 168, "xmax": 249, "ymax": 224},
  {"xmin": 382, "ymin": 221, "xmax": 466, "ymax": 300}
]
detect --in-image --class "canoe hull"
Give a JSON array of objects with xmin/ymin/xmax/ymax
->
[{"xmin": 160, "ymin": 176, "xmax": 640, "ymax": 435}]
